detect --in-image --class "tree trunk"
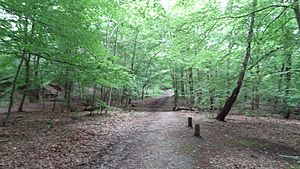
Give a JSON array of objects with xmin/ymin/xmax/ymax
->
[
  {"xmin": 284, "ymin": 54, "xmax": 292, "ymax": 119},
  {"xmin": 180, "ymin": 70, "xmax": 185, "ymax": 96},
  {"xmin": 105, "ymin": 17, "xmax": 112, "ymax": 48},
  {"xmin": 78, "ymin": 80, "xmax": 83, "ymax": 99},
  {"xmin": 274, "ymin": 63, "xmax": 285, "ymax": 111},
  {"xmin": 251, "ymin": 65, "xmax": 260, "ymax": 110},
  {"xmin": 293, "ymin": 0, "xmax": 300, "ymax": 32},
  {"xmin": 207, "ymin": 69, "xmax": 214, "ymax": 111},
  {"xmin": 64, "ymin": 81, "xmax": 68, "ymax": 99},
  {"xmin": 108, "ymin": 87, "xmax": 112, "ymax": 107},
  {"xmin": 171, "ymin": 71, "xmax": 179, "ymax": 109},
  {"xmin": 254, "ymin": 65, "xmax": 260, "ymax": 109},
  {"xmin": 33, "ymin": 55, "xmax": 40, "ymax": 100},
  {"xmin": 131, "ymin": 31, "xmax": 139, "ymax": 72},
  {"xmin": 67, "ymin": 81, "xmax": 72, "ymax": 113},
  {"xmin": 141, "ymin": 84, "xmax": 147, "ymax": 99},
  {"xmin": 193, "ymin": 69, "xmax": 202, "ymax": 108},
  {"xmin": 30, "ymin": 23, "xmax": 39, "ymax": 101},
  {"xmin": 18, "ymin": 18, "xmax": 31, "ymax": 112},
  {"xmin": 52, "ymin": 87, "xmax": 59, "ymax": 112},
  {"xmin": 216, "ymin": 0, "xmax": 257, "ymax": 121},
  {"xmin": 120, "ymin": 88, "xmax": 126, "ymax": 105},
  {"xmin": 188, "ymin": 67, "xmax": 194, "ymax": 105},
  {"xmin": 251, "ymin": 77, "xmax": 255, "ymax": 110},
  {"xmin": 18, "ymin": 54, "xmax": 31, "ymax": 112},
  {"xmin": 113, "ymin": 26, "xmax": 119, "ymax": 57},
  {"xmin": 91, "ymin": 84, "xmax": 97, "ymax": 110},
  {"xmin": 52, "ymin": 71, "xmax": 63, "ymax": 112},
  {"xmin": 100, "ymin": 86, "xmax": 104, "ymax": 101},
  {"xmin": 1, "ymin": 58, "xmax": 24, "ymax": 125}
]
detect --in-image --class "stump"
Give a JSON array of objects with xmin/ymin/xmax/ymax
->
[
  {"xmin": 194, "ymin": 124, "xmax": 200, "ymax": 137},
  {"xmin": 188, "ymin": 117, "xmax": 193, "ymax": 127}
]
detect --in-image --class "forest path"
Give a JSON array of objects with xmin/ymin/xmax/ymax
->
[
  {"xmin": 84, "ymin": 93, "xmax": 300, "ymax": 169},
  {"xmin": 1, "ymin": 94, "xmax": 299, "ymax": 168},
  {"xmin": 85, "ymin": 93, "xmax": 207, "ymax": 169},
  {"xmin": 86, "ymin": 111, "xmax": 205, "ymax": 169},
  {"xmin": 130, "ymin": 90, "xmax": 175, "ymax": 112}
]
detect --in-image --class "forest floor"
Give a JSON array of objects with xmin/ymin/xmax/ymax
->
[{"xmin": 0, "ymin": 93, "xmax": 300, "ymax": 169}]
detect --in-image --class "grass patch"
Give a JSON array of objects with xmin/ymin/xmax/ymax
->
[
  {"xmin": 290, "ymin": 164, "xmax": 300, "ymax": 169},
  {"xmin": 238, "ymin": 139, "xmax": 262, "ymax": 148},
  {"xmin": 243, "ymin": 110, "xmax": 270, "ymax": 117},
  {"xmin": 0, "ymin": 100, "xmax": 9, "ymax": 108}
]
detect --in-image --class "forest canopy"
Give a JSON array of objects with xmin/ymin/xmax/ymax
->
[{"xmin": 0, "ymin": 0, "xmax": 300, "ymax": 124}]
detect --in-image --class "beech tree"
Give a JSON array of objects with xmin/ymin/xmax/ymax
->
[
  {"xmin": 0, "ymin": 0, "xmax": 299, "ymax": 124},
  {"xmin": 216, "ymin": 0, "xmax": 257, "ymax": 121}
]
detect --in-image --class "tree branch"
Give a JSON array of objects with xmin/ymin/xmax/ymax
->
[
  {"xmin": 29, "ymin": 52, "xmax": 82, "ymax": 68},
  {"xmin": 247, "ymin": 46, "xmax": 284, "ymax": 70},
  {"xmin": 218, "ymin": 4, "xmax": 291, "ymax": 20}
]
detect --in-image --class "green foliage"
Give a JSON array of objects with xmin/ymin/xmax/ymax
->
[
  {"xmin": 279, "ymin": 155, "xmax": 300, "ymax": 167},
  {"xmin": 0, "ymin": 0, "xmax": 299, "ymax": 117},
  {"xmin": 242, "ymin": 110, "xmax": 270, "ymax": 117}
]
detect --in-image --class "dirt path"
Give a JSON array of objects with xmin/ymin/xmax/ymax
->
[
  {"xmin": 84, "ymin": 94, "xmax": 300, "ymax": 169},
  {"xmin": 85, "ymin": 111, "xmax": 205, "ymax": 169},
  {"xmin": 130, "ymin": 90, "xmax": 175, "ymax": 112},
  {"xmin": 1, "ymin": 93, "xmax": 299, "ymax": 168},
  {"xmin": 84, "ymin": 92, "xmax": 206, "ymax": 168},
  {"xmin": 83, "ymin": 93, "xmax": 300, "ymax": 169}
]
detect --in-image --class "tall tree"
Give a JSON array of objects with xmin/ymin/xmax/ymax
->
[{"xmin": 216, "ymin": 0, "xmax": 257, "ymax": 121}]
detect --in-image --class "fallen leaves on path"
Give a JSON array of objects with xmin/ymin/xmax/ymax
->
[
  {"xmin": 183, "ymin": 112, "xmax": 300, "ymax": 169},
  {"xmin": 0, "ymin": 111, "xmax": 147, "ymax": 169},
  {"xmin": 0, "ymin": 109, "xmax": 299, "ymax": 169}
]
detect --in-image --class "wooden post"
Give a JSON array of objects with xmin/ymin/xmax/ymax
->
[
  {"xmin": 188, "ymin": 117, "xmax": 193, "ymax": 127},
  {"xmin": 194, "ymin": 124, "xmax": 200, "ymax": 137}
]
